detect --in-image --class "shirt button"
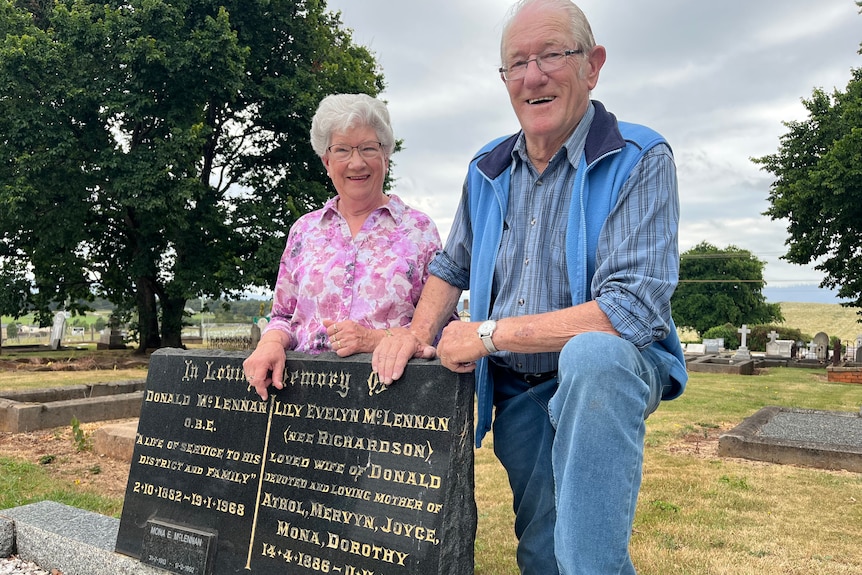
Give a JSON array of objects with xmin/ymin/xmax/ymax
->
[
  {"xmin": 518, "ymin": 299, "xmax": 525, "ymax": 306},
  {"xmin": 530, "ymin": 218, "xmax": 537, "ymax": 226},
  {"xmin": 524, "ymin": 258, "xmax": 530, "ymax": 266},
  {"xmin": 536, "ymin": 180, "xmax": 543, "ymax": 186}
]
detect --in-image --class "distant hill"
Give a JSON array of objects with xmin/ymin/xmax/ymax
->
[{"xmin": 777, "ymin": 302, "xmax": 861, "ymax": 343}]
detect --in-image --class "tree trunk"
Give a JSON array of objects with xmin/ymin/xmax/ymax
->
[
  {"xmin": 135, "ymin": 278, "xmax": 161, "ymax": 354},
  {"xmin": 160, "ymin": 295, "xmax": 186, "ymax": 348}
]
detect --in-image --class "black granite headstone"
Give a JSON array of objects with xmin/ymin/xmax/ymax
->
[{"xmin": 116, "ymin": 349, "xmax": 476, "ymax": 575}]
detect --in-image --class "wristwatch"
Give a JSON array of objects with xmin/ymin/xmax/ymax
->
[{"xmin": 477, "ymin": 320, "xmax": 498, "ymax": 354}]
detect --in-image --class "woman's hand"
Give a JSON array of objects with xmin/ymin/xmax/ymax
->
[
  {"xmin": 242, "ymin": 337, "xmax": 287, "ymax": 400},
  {"xmin": 324, "ymin": 319, "xmax": 380, "ymax": 356}
]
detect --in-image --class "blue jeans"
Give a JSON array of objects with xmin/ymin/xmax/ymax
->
[{"xmin": 492, "ymin": 332, "xmax": 669, "ymax": 575}]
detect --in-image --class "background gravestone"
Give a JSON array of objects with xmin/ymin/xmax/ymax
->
[
  {"xmin": 703, "ymin": 338, "xmax": 723, "ymax": 354},
  {"xmin": 813, "ymin": 332, "xmax": 830, "ymax": 361},
  {"xmin": 49, "ymin": 311, "xmax": 66, "ymax": 350},
  {"xmin": 116, "ymin": 349, "xmax": 476, "ymax": 575}
]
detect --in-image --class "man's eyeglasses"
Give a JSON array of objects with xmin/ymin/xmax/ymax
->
[
  {"xmin": 499, "ymin": 49, "xmax": 583, "ymax": 81},
  {"xmin": 326, "ymin": 141, "xmax": 384, "ymax": 162}
]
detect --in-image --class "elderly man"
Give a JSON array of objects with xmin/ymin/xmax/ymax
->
[{"xmin": 373, "ymin": 0, "xmax": 687, "ymax": 573}]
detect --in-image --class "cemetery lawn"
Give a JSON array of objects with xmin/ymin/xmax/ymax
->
[{"xmin": 1, "ymin": 366, "xmax": 861, "ymax": 573}]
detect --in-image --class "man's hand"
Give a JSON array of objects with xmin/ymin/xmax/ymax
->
[
  {"xmin": 436, "ymin": 321, "xmax": 484, "ymax": 372},
  {"xmin": 371, "ymin": 330, "xmax": 436, "ymax": 384}
]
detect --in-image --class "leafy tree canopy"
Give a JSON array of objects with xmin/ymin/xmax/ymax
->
[
  {"xmin": 0, "ymin": 0, "xmax": 384, "ymax": 351},
  {"xmin": 753, "ymin": 18, "xmax": 862, "ymax": 313},
  {"xmin": 672, "ymin": 241, "xmax": 783, "ymax": 336}
]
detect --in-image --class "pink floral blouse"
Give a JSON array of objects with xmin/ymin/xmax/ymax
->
[{"xmin": 263, "ymin": 194, "xmax": 442, "ymax": 353}]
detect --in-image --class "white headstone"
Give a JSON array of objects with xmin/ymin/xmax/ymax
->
[
  {"xmin": 737, "ymin": 324, "xmax": 751, "ymax": 350},
  {"xmin": 813, "ymin": 332, "xmax": 830, "ymax": 360},
  {"xmin": 50, "ymin": 311, "xmax": 67, "ymax": 350},
  {"xmin": 686, "ymin": 343, "xmax": 706, "ymax": 356},
  {"xmin": 703, "ymin": 338, "xmax": 723, "ymax": 354}
]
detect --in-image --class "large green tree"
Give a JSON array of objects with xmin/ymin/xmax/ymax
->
[
  {"xmin": 754, "ymin": 13, "xmax": 862, "ymax": 312},
  {"xmin": 672, "ymin": 242, "xmax": 783, "ymax": 336},
  {"xmin": 0, "ymin": 0, "xmax": 383, "ymax": 351}
]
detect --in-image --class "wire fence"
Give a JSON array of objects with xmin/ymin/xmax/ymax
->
[{"xmin": 2, "ymin": 323, "xmax": 256, "ymax": 350}]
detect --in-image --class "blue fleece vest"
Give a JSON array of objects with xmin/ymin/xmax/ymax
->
[{"xmin": 466, "ymin": 101, "xmax": 687, "ymax": 446}]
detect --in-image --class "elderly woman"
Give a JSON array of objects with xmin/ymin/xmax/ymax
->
[{"xmin": 243, "ymin": 93, "xmax": 443, "ymax": 400}]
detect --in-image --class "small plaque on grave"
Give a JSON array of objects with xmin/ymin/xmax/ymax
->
[
  {"xmin": 116, "ymin": 349, "xmax": 476, "ymax": 575},
  {"xmin": 140, "ymin": 519, "xmax": 217, "ymax": 575}
]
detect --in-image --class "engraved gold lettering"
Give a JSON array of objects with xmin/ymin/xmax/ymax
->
[
  {"xmin": 205, "ymin": 466, "xmax": 256, "ymax": 484},
  {"xmin": 145, "ymin": 390, "xmax": 191, "ymax": 406},
  {"xmin": 304, "ymin": 403, "xmax": 361, "ymax": 423},
  {"xmin": 201, "ymin": 361, "xmax": 245, "ymax": 383},
  {"xmin": 369, "ymin": 464, "xmax": 441, "ymax": 489},
  {"xmin": 181, "ymin": 360, "xmax": 198, "ymax": 381},
  {"xmin": 372, "ymin": 491, "xmax": 424, "ymax": 510},
  {"xmin": 326, "ymin": 532, "xmax": 408, "ymax": 566},
  {"xmin": 135, "ymin": 434, "xmax": 164, "ymax": 449},
  {"xmin": 260, "ymin": 492, "xmax": 305, "ymax": 515},
  {"xmin": 196, "ymin": 394, "xmax": 268, "ymax": 414},
  {"xmin": 283, "ymin": 426, "xmax": 315, "ymax": 444},
  {"xmin": 313, "ymin": 459, "xmax": 345, "ymax": 474},
  {"xmin": 276, "ymin": 521, "xmax": 321, "ymax": 546},
  {"xmin": 263, "ymin": 472, "xmax": 308, "ymax": 488},
  {"xmin": 315, "ymin": 430, "xmax": 432, "ymax": 461},
  {"xmin": 272, "ymin": 401, "xmax": 304, "ymax": 417},
  {"xmin": 183, "ymin": 418, "xmax": 216, "ymax": 432},
  {"xmin": 268, "ymin": 452, "xmax": 311, "ymax": 467},
  {"xmin": 379, "ymin": 517, "xmax": 440, "ymax": 545},
  {"xmin": 308, "ymin": 502, "xmax": 375, "ymax": 529},
  {"xmin": 362, "ymin": 408, "xmax": 449, "ymax": 432}
]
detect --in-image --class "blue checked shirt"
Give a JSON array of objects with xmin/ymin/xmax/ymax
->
[{"xmin": 437, "ymin": 103, "xmax": 679, "ymax": 374}]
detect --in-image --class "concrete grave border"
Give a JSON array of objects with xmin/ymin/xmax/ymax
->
[{"xmin": 718, "ymin": 406, "xmax": 862, "ymax": 473}]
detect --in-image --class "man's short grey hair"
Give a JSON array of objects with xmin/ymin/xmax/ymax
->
[
  {"xmin": 309, "ymin": 93, "xmax": 395, "ymax": 158},
  {"xmin": 500, "ymin": 0, "xmax": 596, "ymax": 62}
]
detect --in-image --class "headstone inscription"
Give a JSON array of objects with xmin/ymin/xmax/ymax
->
[{"xmin": 116, "ymin": 349, "xmax": 476, "ymax": 575}]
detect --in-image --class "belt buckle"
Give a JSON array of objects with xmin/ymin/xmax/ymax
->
[{"xmin": 523, "ymin": 371, "xmax": 554, "ymax": 385}]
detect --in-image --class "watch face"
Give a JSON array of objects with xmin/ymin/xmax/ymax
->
[{"xmin": 479, "ymin": 320, "xmax": 496, "ymax": 336}]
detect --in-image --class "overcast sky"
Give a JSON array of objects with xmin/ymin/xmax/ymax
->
[{"xmin": 324, "ymin": 0, "xmax": 861, "ymax": 301}]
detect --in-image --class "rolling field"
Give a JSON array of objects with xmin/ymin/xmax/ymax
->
[{"xmin": 777, "ymin": 301, "xmax": 862, "ymax": 343}]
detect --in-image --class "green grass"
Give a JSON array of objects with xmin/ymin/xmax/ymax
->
[{"xmin": 0, "ymin": 456, "xmax": 122, "ymax": 516}]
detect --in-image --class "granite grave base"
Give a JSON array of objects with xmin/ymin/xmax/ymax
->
[
  {"xmin": 718, "ymin": 406, "xmax": 862, "ymax": 472},
  {"xmin": 116, "ymin": 348, "xmax": 476, "ymax": 575},
  {"xmin": 0, "ymin": 500, "xmax": 164, "ymax": 575}
]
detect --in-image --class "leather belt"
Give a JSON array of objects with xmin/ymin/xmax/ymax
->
[{"xmin": 496, "ymin": 365, "xmax": 557, "ymax": 386}]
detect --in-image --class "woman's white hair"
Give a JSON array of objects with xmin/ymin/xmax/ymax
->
[{"xmin": 309, "ymin": 93, "xmax": 395, "ymax": 157}]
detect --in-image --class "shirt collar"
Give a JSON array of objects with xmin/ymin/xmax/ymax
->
[
  {"xmin": 317, "ymin": 193, "xmax": 404, "ymax": 225},
  {"xmin": 512, "ymin": 101, "xmax": 596, "ymax": 170}
]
